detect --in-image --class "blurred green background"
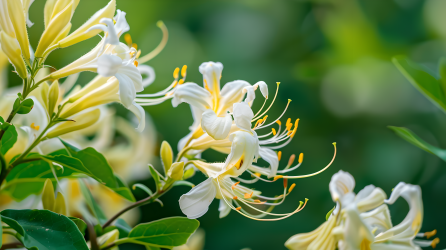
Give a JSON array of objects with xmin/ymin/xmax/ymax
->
[{"xmin": 19, "ymin": 0, "xmax": 446, "ymax": 249}]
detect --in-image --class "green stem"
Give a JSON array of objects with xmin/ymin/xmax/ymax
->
[
  {"xmin": 101, "ymin": 189, "xmax": 167, "ymax": 229},
  {"xmin": 101, "ymin": 238, "xmax": 130, "ymax": 250}
]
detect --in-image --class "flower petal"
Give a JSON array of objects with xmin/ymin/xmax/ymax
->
[
  {"xmin": 199, "ymin": 61, "xmax": 223, "ymax": 93},
  {"xmin": 127, "ymin": 101, "xmax": 146, "ymax": 132},
  {"xmin": 329, "ymin": 170, "xmax": 355, "ymax": 203},
  {"xmin": 233, "ymin": 102, "xmax": 254, "ymax": 131},
  {"xmin": 201, "ymin": 109, "xmax": 232, "ymax": 140},
  {"xmin": 179, "ymin": 177, "xmax": 216, "ymax": 219},
  {"xmin": 115, "ymin": 73, "xmax": 136, "ymax": 107},
  {"xmin": 223, "ymin": 130, "xmax": 260, "ymax": 177},
  {"xmin": 97, "ymin": 54, "xmax": 122, "ymax": 77},
  {"xmin": 258, "ymin": 147, "xmax": 279, "ymax": 178},
  {"xmin": 254, "ymin": 81, "xmax": 268, "ymax": 98},
  {"xmin": 117, "ymin": 64, "xmax": 143, "ymax": 92},
  {"xmin": 219, "ymin": 199, "xmax": 231, "ymax": 218},
  {"xmin": 137, "ymin": 64, "xmax": 156, "ymax": 87},
  {"xmin": 217, "ymin": 80, "xmax": 251, "ymax": 114},
  {"xmin": 172, "ymin": 82, "xmax": 212, "ymax": 111},
  {"xmin": 114, "ymin": 10, "xmax": 129, "ymax": 37}
]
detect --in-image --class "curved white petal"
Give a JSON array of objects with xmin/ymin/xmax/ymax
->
[
  {"xmin": 233, "ymin": 102, "xmax": 253, "ymax": 131},
  {"xmin": 199, "ymin": 62, "xmax": 223, "ymax": 93},
  {"xmin": 258, "ymin": 147, "xmax": 279, "ymax": 178},
  {"xmin": 172, "ymin": 82, "xmax": 212, "ymax": 111},
  {"xmin": 97, "ymin": 54, "xmax": 122, "ymax": 77},
  {"xmin": 243, "ymin": 86, "xmax": 256, "ymax": 104},
  {"xmin": 341, "ymin": 204, "xmax": 375, "ymax": 250},
  {"xmin": 99, "ymin": 18, "xmax": 120, "ymax": 45},
  {"xmin": 127, "ymin": 101, "xmax": 146, "ymax": 132},
  {"xmin": 218, "ymin": 80, "xmax": 251, "ymax": 114},
  {"xmin": 117, "ymin": 64, "xmax": 143, "ymax": 92},
  {"xmin": 137, "ymin": 64, "xmax": 155, "ymax": 87},
  {"xmin": 179, "ymin": 177, "xmax": 216, "ymax": 219},
  {"xmin": 115, "ymin": 73, "xmax": 136, "ymax": 108},
  {"xmin": 218, "ymin": 199, "xmax": 231, "ymax": 218},
  {"xmin": 114, "ymin": 10, "xmax": 129, "ymax": 37},
  {"xmin": 254, "ymin": 81, "xmax": 268, "ymax": 98},
  {"xmin": 355, "ymin": 185, "xmax": 386, "ymax": 213},
  {"xmin": 201, "ymin": 109, "xmax": 232, "ymax": 140},
  {"xmin": 223, "ymin": 130, "xmax": 260, "ymax": 177},
  {"xmin": 329, "ymin": 170, "xmax": 355, "ymax": 203}
]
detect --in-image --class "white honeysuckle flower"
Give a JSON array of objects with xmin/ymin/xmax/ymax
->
[
  {"xmin": 285, "ymin": 171, "xmax": 440, "ymax": 250},
  {"xmin": 135, "ymin": 62, "xmax": 268, "ymax": 142},
  {"xmin": 86, "ymin": 9, "xmax": 129, "ymax": 51}
]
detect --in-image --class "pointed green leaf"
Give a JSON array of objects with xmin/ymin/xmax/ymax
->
[
  {"xmin": 69, "ymin": 217, "xmax": 87, "ymax": 236},
  {"xmin": 16, "ymin": 98, "xmax": 35, "ymax": 114},
  {"xmin": 60, "ymin": 139, "xmax": 135, "ymax": 201},
  {"xmin": 115, "ymin": 218, "xmax": 132, "ymax": 238},
  {"xmin": 125, "ymin": 217, "xmax": 199, "ymax": 248},
  {"xmin": 148, "ymin": 165, "xmax": 162, "ymax": 192},
  {"xmin": 389, "ymin": 126, "xmax": 446, "ymax": 161},
  {"xmin": 78, "ymin": 180, "xmax": 108, "ymax": 225},
  {"xmin": 1, "ymin": 209, "xmax": 88, "ymax": 250},
  {"xmin": 0, "ymin": 125, "xmax": 18, "ymax": 155},
  {"xmin": 326, "ymin": 206, "xmax": 335, "ymax": 221},
  {"xmin": 393, "ymin": 55, "xmax": 446, "ymax": 113}
]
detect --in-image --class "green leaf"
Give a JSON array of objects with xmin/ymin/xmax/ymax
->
[
  {"xmin": 126, "ymin": 217, "xmax": 199, "ymax": 248},
  {"xmin": 115, "ymin": 218, "xmax": 132, "ymax": 238},
  {"xmin": 171, "ymin": 180, "xmax": 195, "ymax": 188},
  {"xmin": 0, "ymin": 125, "xmax": 17, "ymax": 155},
  {"xmin": 132, "ymin": 183, "xmax": 154, "ymax": 196},
  {"xmin": 16, "ymin": 98, "xmax": 35, "ymax": 114},
  {"xmin": 393, "ymin": 55, "xmax": 446, "ymax": 113},
  {"xmin": 439, "ymin": 57, "xmax": 446, "ymax": 97},
  {"xmin": 78, "ymin": 180, "xmax": 108, "ymax": 225},
  {"xmin": 146, "ymin": 246, "xmax": 161, "ymax": 250},
  {"xmin": 41, "ymin": 154, "xmax": 100, "ymax": 182},
  {"xmin": 69, "ymin": 217, "xmax": 87, "ymax": 236},
  {"xmin": 1, "ymin": 209, "xmax": 88, "ymax": 250},
  {"xmin": 388, "ymin": 126, "xmax": 446, "ymax": 161},
  {"xmin": 60, "ymin": 139, "xmax": 135, "ymax": 201},
  {"xmin": 3, "ymin": 151, "xmax": 84, "ymax": 201},
  {"xmin": 326, "ymin": 206, "xmax": 335, "ymax": 221}
]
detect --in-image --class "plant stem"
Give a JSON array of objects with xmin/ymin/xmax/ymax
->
[
  {"xmin": 87, "ymin": 221, "xmax": 100, "ymax": 250},
  {"xmin": 101, "ymin": 190, "xmax": 166, "ymax": 229}
]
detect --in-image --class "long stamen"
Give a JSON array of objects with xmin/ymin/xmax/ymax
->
[
  {"xmin": 252, "ymin": 82, "xmax": 280, "ymax": 122},
  {"xmin": 256, "ymin": 99, "xmax": 292, "ymax": 130},
  {"xmin": 253, "ymin": 97, "xmax": 268, "ymax": 118},
  {"xmin": 283, "ymin": 143, "xmax": 337, "ymax": 179},
  {"xmin": 137, "ymin": 21, "xmax": 169, "ymax": 64}
]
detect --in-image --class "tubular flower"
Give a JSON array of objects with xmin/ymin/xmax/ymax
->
[
  {"xmin": 135, "ymin": 61, "xmax": 268, "ymax": 141},
  {"xmin": 285, "ymin": 170, "xmax": 439, "ymax": 250},
  {"xmin": 178, "ymin": 101, "xmax": 337, "ymax": 220}
]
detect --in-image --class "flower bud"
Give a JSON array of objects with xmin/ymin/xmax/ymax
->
[
  {"xmin": 160, "ymin": 141, "xmax": 173, "ymax": 174},
  {"xmin": 167, "ymin": 162, "xmax": 184, "ymax": 181},
  {"xmin": 6, "ymin": 0, "xmax": 30, "ymax": 61},
  {"xmin": 54, "ymin": 192, "xmax": 67, "ymax": 215},
  {"xmin": 48, "ymin": 80, "xmax": 60, "ymax": 114},
  {"xmin": 42, "ymin": 179, "xmax": 55, "ymax": 211},
  {"xmin": 40, "ymin": 81, "xmax": 50, "ymax": 110},
  {"xmin": 183, "ymin": 167, "xmax": 195, "ymax": 179},
  {"xmin": 57, "ymin": 0, "xmax": 116, "ymax": 48},
  {"xmin": 35, "ymin": 1, "xmax": 75, "ymax": 57},
  {"xmin": 47, "ymin": 108, "xmax": 101, "ymax": 138},
  {"xmin": 0, "ymin": 31, "xmax": 27, "ymax": 78}
]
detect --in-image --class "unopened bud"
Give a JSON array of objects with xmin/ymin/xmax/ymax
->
[
  {"xmin": 0, "ymin": 31, "xmax": 27, "ymax": 78},
  {"xmin": 40, "ymin": 82, "xmax": 50, "ymax": 110},
  {"xmin": 57, "ymin": 0, "xmax": 116, "ymax": 48},
  {"xmin": 42, "ymin": 179, "xmax": 55, "ymax": 211},
  {"xmin": 167, "ymin": 162, "xmax": 184, "ymax": 181},
  {"xmin": 48, "ymin": 80, "xmax": 60, "ymax": 114},
  {"xmin": 160, "ymin": 141, "xmax": 173, "ymax": 174},
  {"xmin": 6, "ymin": 0, "xmax": 30, "ymax": 60},
  {"xmin": 47, "ymin": 108, "xmax": 101, "ymax": 138},
  {"xmin": 54, "ymin": 192, "xmax": 67, "ymax": 215},
  {"xmin": 183, "ymin": 167, "xmax": 195, "ymax": 179}
]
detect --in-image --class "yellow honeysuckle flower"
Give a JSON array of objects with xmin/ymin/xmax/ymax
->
[
  {"xmin": 0, "ymin": 31, "xmax": 27, "ymax": 78},
  {"xmin": 1, "ymin": 0, "xmax": 31, "ymax": 61}
]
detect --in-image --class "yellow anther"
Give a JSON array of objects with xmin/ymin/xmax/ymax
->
[
  {"xmin": 425, "ymin": 229, "xmax": 437, "ymax": 239},
  {"xmin": 236, "ymin": 207, "xmax": 242, "ymax": 211},
  {"xmin": 172, "ymin": 80, "xmax": 178, "ymax": 88},
  {"xmin": 431, "ymin": 238, "xmax": 439, "ymax": 248},
  {"xmin": 294, "ymin": 118, "xmax": 300, "ymax": 128},
  {"xmin": 173, "ymin": 67, "xmax": 180, "ymax": 79},
  {"xmin": 178, "ymin": 79, "xmax": 184, "ymax": 85},
  {"xmin": 136, "ymin": 50, "xmax": 142, "ymax": 59},
  {"xmin": 231, "ymin": 182, "xmax": 240, "ymax": 190},
  {"xmin": 233, "ymin": 196, "xmax": 238, "ymax": 200},
  {"xmin": 30, "ymin": 123, "xmax": 40, "ymax": 131},
  {"xmin": 132, "ymin": 43, "xmax": 138, "ymax": 50},
  {"xmin": 283, "ymin": 178, "xmax": 288, "ymax": 188},
  {"xmin": 113, "ymin": 19, "xmax": 117, "ymax": 25},
  {"xmin": 130, "ymin": 51, "xmax": 136, "ymax": 58},
  {"xmin": 277, "ymin": 151, "xmax": 282, "ymax": 161},
  {"xmin": 181, "ymin": 65, "xmax": 187, "ymax": 78},
  {"xmin": 298, "ymin": 153, "xmax": 304, "ymax": 164},
  {"xmin": 288, "ymin": 154, "xmax": 295, "ymax": 166},
  {"xmin": 262, "ymin": 115, "xmax": 268, "ymax": 123},
  {"xmin": 287, "ymin": 130, "xmax": 292, "ymax": 136},
  {"xmin": 273, "ymin": 175, "xmax": 283, "ymax": 181},
  {"xmin": 253, "ymin": 120, "xmax": 261, "ymax": 129},
  {"xmin": 234, "ymin": 158, "xmax": 244, "ymax": 170},
  {"xmin": 253, "ymin": 173, "xmax": 261, "ymax": 178},
  {"xmin": 124, "ymin": 34, "xmax": 132, "ymax": 46},
  {"xmin": 276, "ymin": 120, "xmax": 281, "ymax": 126},
  {"xmin": 254, "ymin": 199, "xmax": 266, "ymax": 204},
  {"xmin": 289, "ymin": 183, "xmax": 296, "ymax": 193},
  {"xmin": 244, "ymin": 192, "xmax": 253, "ymax": 199},
  {"xmin": 286, "ymin": 118, "xmax": 291, "ymax": 126},
  {"xmin": 133, "ymin": 61, "xmax": 139, "ymax": 67},
  {"xmin": 271, "ymin": 128, "xmax": 277, "ymax": 136}
]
